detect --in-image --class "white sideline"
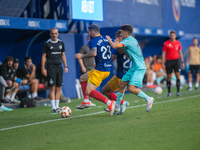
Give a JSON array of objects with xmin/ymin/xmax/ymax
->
[{"xmin": 0, "ymin": 94, "xmax": 199, "ymax": 132}]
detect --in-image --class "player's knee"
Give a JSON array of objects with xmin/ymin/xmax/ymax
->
[
  {"xmin": 80, "ymin": 73, "xmax": 88, "ymax": 82},
  {"xmin": 7, "ymin": 80, "xmax": 12, "ymax": 87},
  {"xmin": 33, "ymin": 79, "xmax": 38, "ymax": 84},
  {"xmin": 56, "ymin": 87, "xmax": 61, "ymax": 92},
  {"xmin": 118, "ymin": 82, "xmax": 124, "ymax": 89},
  {"xmin": 50, "ymin": 86, "xmax": 56, "ymax": 92},
  {"xmin": 128, "ymin": 85, "xmax": 136, "ymax": 93},
  {"xmin": 80, "ymin": 75, "xmax": 84, "ymax": 82},
  {"xmin": 13, "ymin": 82, "xmax": 19, "ymax": 87},
  {"xmin": 127, "ymin": 86, "xmax": 132, "ymax": 92}
]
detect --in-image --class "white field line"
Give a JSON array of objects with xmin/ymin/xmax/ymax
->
[{"xmin": 0, "ymin": 94, "xmax": 199, "ymax": 132}]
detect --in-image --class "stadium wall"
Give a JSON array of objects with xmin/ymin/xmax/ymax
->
[{"xmin": 94, "ymin": 0, "xmax": 200, "ymax": 35}]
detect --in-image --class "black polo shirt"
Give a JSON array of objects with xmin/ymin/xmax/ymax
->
[
  {"xmin": 17, "ymin": 65, "xmax": 32, "ymax": 80},
  {"xmin": 42, "ymin": 39, "xmax": 65, "ymax": 69}
]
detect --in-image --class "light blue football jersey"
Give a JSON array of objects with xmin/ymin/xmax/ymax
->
[{"xmin": 120, "ymin": 36, "xmax": 146, "ymax": 70}]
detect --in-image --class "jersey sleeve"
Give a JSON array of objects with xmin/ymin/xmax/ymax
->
[
  {"xmin": 42, "ymin": 42, "xmax": 48, "ymax": 54},
  {"xmin": 62, "ymin": 42, "xmax": 65, "ymax": 52},
  {"xmin": 88, "ymin": 39, "xmax": 97, "ymax": 49},
  {"xmin": 120, "ymin": 39, "xmax": 129, "ymax": 48},
  {"xmin": 162, "ymin": 42, "xmax": 167, "ymax": 52}
]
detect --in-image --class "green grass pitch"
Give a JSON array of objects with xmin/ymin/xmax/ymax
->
[{"xmin": 0, "ymin": 86, "xmax": 200, "ymax": 150}]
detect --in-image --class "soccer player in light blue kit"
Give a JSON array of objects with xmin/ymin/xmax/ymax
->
[
  {"xmin": 106, "ymin": 24, "xmax": 154, "ymax": 114},
  {"xmin": 102, "ymin": 30, "xmax": 131, "ymax": 114}
]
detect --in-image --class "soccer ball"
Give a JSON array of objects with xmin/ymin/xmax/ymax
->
[
  {"xmin": 60, "ymin": 106, "xmax": 72, "ymax": 118},
  {"xmin": 154, "ymin": 86, "xmax": 163, "ymax": 94}
]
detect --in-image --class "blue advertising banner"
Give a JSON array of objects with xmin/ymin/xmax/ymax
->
[
  {"xmin": 71, "ymin": 0, "xmax": 103, "ymax": 21},
  {"xmin": 94, "ymin": 0, "xmax": 163, "ymax": 28},
  {"xmin": 163, "ymin": 0, "xmax": 200, "ymax": 34},
  {"xmin": 0, "ymin": 16, "xmax": 68, "ymax": 31}
]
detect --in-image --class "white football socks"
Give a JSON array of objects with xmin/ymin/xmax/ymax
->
[
  {"xmin": 4, "ymin": 95, "xmax": 10, "ymax": 100},
  {"xmin": 10, "ymin": 92, "xmax": 16, "ymax": 100},
  {"xmin": 31, "ymin": 92, "xmax": 38, "ymax": 98},
  {"xmin": 55, "ymin": 100, "xmax": 60, "ymax": 109},
  {"xmin": 189, "ymin": 82, "xmax": 192, "ymax": 88},
  {"xmin": 106, "ymin": 100, "xmax": 111, "ymax": 106},
  {"xmin": 51, "ymin": 100, "xmax": 56, "ymax": 110},
  {"xmin": 195, "ymin": 82, "xmax": 199, "ymax": 88},
  {"xmin": 83, "ymin": 99, "xmax": 89, "ymax": 102}
]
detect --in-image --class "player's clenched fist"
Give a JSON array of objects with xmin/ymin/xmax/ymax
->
[{"xmin": 105, "ymin": 35, "xmax": 111, "ymax": 41}]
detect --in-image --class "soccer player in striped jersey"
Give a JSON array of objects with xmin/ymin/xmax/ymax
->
[{"xmin": 74, "ymin": 24, "xmax": 116, "ymax": 116}]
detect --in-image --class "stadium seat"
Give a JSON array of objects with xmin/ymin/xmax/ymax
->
[{"xmin": 38, "ymin": 83, "xmax": 46, "ymax": 89}]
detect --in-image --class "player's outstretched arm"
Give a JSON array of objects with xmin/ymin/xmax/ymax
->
[
  {"xmin": 74, "ymin": 48, "xmax": 97, "ymax": 59},
  {"xmin": 106, "ymin": 35, "xmax": 119, "ymax": 49}
]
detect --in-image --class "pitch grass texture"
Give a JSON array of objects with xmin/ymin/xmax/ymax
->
[{"xmin": 0, "ymin": 87, "xmax": 200, "ymax": 150}]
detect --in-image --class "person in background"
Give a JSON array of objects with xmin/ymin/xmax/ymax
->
[
  {"xmin": 41, "ymin": 27, "xmax": 68, "ymax": 113},
  {"xmin": 0, "ymin": 70, "xmax": 13, "ymax": 111},
  {"xmin": 13, "ymin": 58, "xmax": 19, "ymax": 72},
  {"xmin": 0, "ymin": 56, "xmax": 21, "ymax": 103},
  {"xmin": 76, "ymin": 34, "xmax": 96, "ymax": 108},
  {"xmin": 186, "ymin": 37, "xmax": 200, "ymax": 90},
  {"xmin": 17, "ymin": 56, "xmax": 42, "ymax": 100},
  {"xmin": 78, "ymin": 35, "xmax": 95, "ymax": 75},
  {"xmin": 152, "ymin": 56, "xmax": 166, "ymax": 85},
  {"xmin": 144, "ymin": 57, "xmax": 156, "ymax": 88},
  {"xmin": 152, "ymin": 54, "xmax": 157, "ymax": 65},
  {"xmin": 162, "ymin": 31, "xmax": 185, "ymax": 97}
]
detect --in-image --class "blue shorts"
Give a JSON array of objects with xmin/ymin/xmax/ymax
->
[{"xmin": 121, "ymin": 68, "xmax": 146, "ymax": 87}]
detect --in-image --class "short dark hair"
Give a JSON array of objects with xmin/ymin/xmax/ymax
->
[
  {"xmin": 24, "ymin": 56, "xmax": 32, "ymax": 62},
  {"xmin": 14, "ymin": 58, "xmax": 19, "ymax": 63},
  {"xmin": 170, "ymin": 30, "xmax": 176, "ymax": 35},
  {"xmin": 120, "ymin": 24, "xmax": 133, "ymax": 35},
  {"xmin": 156, "ymin": 56, "xmax": 162, "ymax": 60},
  {"xmin": 88, "ymin": 24, "xmax": 100, "ymax": 33},
  {"xmin": 115, "ymin": 30, "xmax": 122, "ymax": 38},
  {"xmin": 5, "ymin": 56, "xmax": 14, "ymax": 63},
  {"xmin": 193, "ymin": 37, "xmax": 198, "ymax": 40}
]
